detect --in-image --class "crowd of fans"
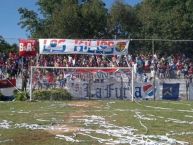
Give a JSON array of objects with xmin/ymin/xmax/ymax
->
[
  {"xmin": 0, "ymin": 51, "xmax": 193, "ymax": 82},
  {"xmin": 134, "ymin": 53, "xmax": 193, "ymax": 80}
]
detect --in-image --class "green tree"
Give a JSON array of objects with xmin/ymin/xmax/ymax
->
[
  {"xmin": 107, "ymin": 0, "xmax": 139, "ymax": 39},
  {"xmin": 80, "ymin": 0, "xmax": 108, "ymax": 38},
  {"xmin": 137, "ymin": 0, "xmax": 193, "ymax": 54},
  {"xmin": 18, "ymin": 0, "xmax": 108, "ymax": 39},
  {"xmin": 0, "ymin": 36, "xmax": 18, "ymax": 53}
]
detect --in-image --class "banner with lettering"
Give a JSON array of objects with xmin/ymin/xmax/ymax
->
[
  {"xmin": 0, "ymin": 79, "xmax": 16, "ymax": 88},
  {"xmin": 66, "ymin": 78, "xmax": 155, "ymax": 100},
  {"xmin": 134, "ymin": 82, "xmax": 155, "ymax": 99},
  {"xmin": 162, "ymin": 83, "xmax": 180, "ymax": 100},
  {"xmin": 19, "ymin": 39, "xmax": 38, "ymax": 57},
  {"xmin": 0, "ymin": 79, "xmax": 16, "ymax": 101},
  {"xmin": 62, "ymin": 68, "xmax": 131, "ymax": 99},
  {"xmin": 188, "ymin": 83, "xmax": 193, "ymax": 100},
  {"xmin": 66, "ymin": 79, "xmax": 131, "ymax": 99},
  {"xmin": 76, "ymin": 68, "xmax": 118, "ymax": 73},
  {"xmin": 39, "ymin": 39, "xmax": 129, "ymax": 55}
]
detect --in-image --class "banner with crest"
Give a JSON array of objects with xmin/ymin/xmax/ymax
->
[{"xmin": 39, "ymin": 39, "xmax": 129, "ymax": 55}]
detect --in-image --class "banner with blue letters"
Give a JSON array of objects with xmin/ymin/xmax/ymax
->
[
  {"xmin": 39, "ymin": 39, "xmax": 129, "ymax": 55},
  {"xmin": 67, "ymin": 81, "xmax": 155, "ymax": 100},
  {"xmin": 64, "ymin": 68, "xmax": 131, "ymax": 99},
  {"xmin": 134, "ymin": 82, "xmax": 155, "ymax": 99},
  {"xmin": 67, "ymin": 80, "xmax": 131, "ymax": 99},
  {"xmin": 162, "ymin": 83, "xmax": 180, "ymax": 100},
  {"xmin": 61, "ymin": 68, "xmax": 157, "ymax": 100}
]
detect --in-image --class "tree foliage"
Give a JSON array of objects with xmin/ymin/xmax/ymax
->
[
  {"xmin": 136, "ymin": 0, "xmax": 193, "ymax": 54},
  {"xmin": 17, "ymin": 0, "xmax": 193, "ymax": 54},
  {"xmin": 108, "ymin": 0, "xmax": 139, "ymax": 39},
  {"xmin": 137, "ymin": 0, "xmax": 193, "ymax": 40},
  {"xmin": 0, "ymin": 36, "xmax": 18, "ymax": 53},
  {"xmin": 18, "ymin": 0, "xmax": 108, "ymax": 39}
]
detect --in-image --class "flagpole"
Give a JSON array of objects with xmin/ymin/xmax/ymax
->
[
  {"xmin": 131, "ymin": 66, "xmax": 134, "ymax": 102},
  {"xmin": 152, "ymin": 40, "xmax": 156, "ymax": 101},
  {"xmin": 29, "ymin": 66, "xmax": 33, "ymax": 101},
  {"xmin": 21, "ymin": 56, "xmax": 23, "ymax": 90},
  {"xmin": 153, "ymin": 70, "xmax": 156, "ymax": 101}
]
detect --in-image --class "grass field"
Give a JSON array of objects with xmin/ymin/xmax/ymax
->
[{"xmin": 0, "ymin": 100, "xmax": 193, "ymax": 145}]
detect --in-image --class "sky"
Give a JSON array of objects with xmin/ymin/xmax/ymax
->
[{"xmin": 0, "ymin": 0, "xmax": 140, "ymax": 44}]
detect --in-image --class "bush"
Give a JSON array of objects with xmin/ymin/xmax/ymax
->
[
  {"xmin": 33, "ymin": 88, "xmax": 72, "ymax": 101},
  {"xmin": 14, "ymin": 91, "xmax": 28, "ymax": 101}
]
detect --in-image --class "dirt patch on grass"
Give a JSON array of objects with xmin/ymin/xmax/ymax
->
[
  {"xmin": 47, "ymin": 101, "xmax": 102, "ymax": 135},
  {"xmin": 48, "ymin": 125, "xmax": 80, "ymax": 135},
  {"xmin": 68, "ymin": 100, "xmax": 102, "ymax": 108},
  {"xmin": 64, "ymin": 111, "xmax": 85, "ymax": 123}
]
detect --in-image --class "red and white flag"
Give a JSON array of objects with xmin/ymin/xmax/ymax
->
[{"xmin": 19, "ymin": 39, "xmax": 38, "ymax": 57}]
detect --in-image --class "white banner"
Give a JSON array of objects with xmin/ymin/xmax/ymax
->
[
  {"xmin": 189, "ymin": 83, "xmax": 193, "ymax": 100},
  {"xmin": 39, "ymin": 39, "xmax": 129, "ymax": 55},
  {"xmin": 66, "ymin": 79, "xmax": 131, "ymax": 99},
  {"xmin": 0, "ymin": 88, "xmax": 15, "ymax": 96},
  {"xmin": 65, "ymin": 79, "xmax": 154, "ymax": 100},
  {"xmin": 134, "ymin": 82, "xmax": 155, "ymax": 99}
]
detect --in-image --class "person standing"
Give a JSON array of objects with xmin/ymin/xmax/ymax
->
[{"xmin": 22, "ymin": 70, "xmax": 28, "ymax": 91}]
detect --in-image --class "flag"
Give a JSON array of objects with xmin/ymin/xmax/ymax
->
[
  {"xmin": 143, "ymin": 83, "xmax": 155, "ymax": 99},
  {"xmin": 134, "ymin": 82, "xmax": 155, "ymax": 99},
  {"xmin": 0, "ymin": 79, "xmax": 16, "ymax": 88},
  {"xmin": 19, "ymin": 39, "xmax": 38, "ymax": 57},
  {"xmin": 0, "ymin": 79, "xmax": 16, "ymax": 101},
  {"xmin": 162, "ymin": 83, "xmax": 180, "ymax": 100}
]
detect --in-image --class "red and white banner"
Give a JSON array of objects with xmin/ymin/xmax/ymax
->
[
  {"xmin": 0, "ymin": 79, "xmax": 16, "ymax": 88},
  {"xmin": 19, "ymin": 39, "xmax": 38, "ymax": 57},
  {"xmin": 39, "ymin": 39, "xmax": 129, "ymax": 55},
  {"xmin": 75, "ymin": 68, "xmax": 118, "ymax": 73},
  {"xmin": 65, "ymin": 70, "xmax": 131, "ymax": 99}
]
